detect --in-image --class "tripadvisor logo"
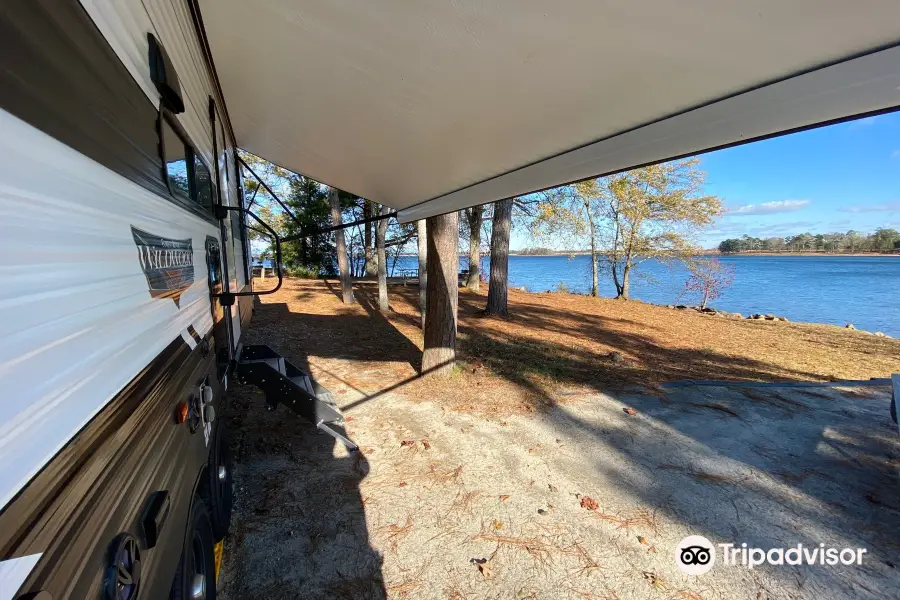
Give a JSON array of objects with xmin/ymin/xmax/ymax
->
[
  {"xmin": 675, "ymin": 536, "xmax": 867, "ymax": 575},
  {"xmin": 676, "ymin": 535, "xmax": 716, "ymax": 575}
]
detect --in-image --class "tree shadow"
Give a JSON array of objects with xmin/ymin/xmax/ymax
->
[
  {"xmin": 229, "ymin": 279, "xmax": 899, "ymax": 597},
  {"xmin": 223, "ymin": 377, "xmax": 385, "ymax": 600},
  {"xmin": 537, "ymin": 384, "xmax": 899, "ymax": 596},
  {"xmin": 249, "ymin": 299, "xmax": 422, "ymax": 373},
  {"xmin": 441, "ymin": 319, "xmax": 899, "ymax": 593}
]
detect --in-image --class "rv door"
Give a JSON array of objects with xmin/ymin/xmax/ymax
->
[{"xmin": 204, "ymin": 235, "xmax": 232, "ymax": 381}]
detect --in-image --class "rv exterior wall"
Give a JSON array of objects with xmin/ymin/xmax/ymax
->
[{"xmin": 0, "ymin": 0, "xmax": 248, "ymax": 597}]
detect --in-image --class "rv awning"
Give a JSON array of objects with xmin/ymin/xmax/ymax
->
[{"xmin": 199, "ymin": 1, "xmax": 900, "ymax": 222}]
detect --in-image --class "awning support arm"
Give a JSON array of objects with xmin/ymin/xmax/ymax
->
[
  {"xmin": 281, "ymin": 211, "xmax": 397, "ymax": 243},
  {"xmin": 238, "ymin": 156, "xmax": 304, "ymax": 228}
]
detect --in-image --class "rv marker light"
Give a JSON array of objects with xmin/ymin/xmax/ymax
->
[{"xmin": 176, "ymin": 401, "xmax": 189, "ymax": 424}]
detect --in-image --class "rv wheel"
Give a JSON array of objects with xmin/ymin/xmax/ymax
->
[
  {"xmin": 169, "ymin": 500, "xmax": 216, "ymax": 600},
  {"xmin": 208, "ymin": 422, "xmax": 234, "ymax": 541}
]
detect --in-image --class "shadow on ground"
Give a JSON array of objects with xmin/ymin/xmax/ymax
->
[
  {"xmin": 220, "ymin": 349, "xmax": 386, "ymax": 600},
  {"xmin": 221, "ymin": 279, "xmax": 899, "ymax": 599}
]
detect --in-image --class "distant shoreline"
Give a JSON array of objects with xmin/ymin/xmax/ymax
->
[
  {"xmin": 394, "ymin": 251, "xmax": 899, "ymax": 258},
  {"xmin": 711, "ymin": 251, "xmax": 899, "ymax": 258},
  {"xmin": 507, "ymin": 251, "xmax": 899, "ymax": 258}
]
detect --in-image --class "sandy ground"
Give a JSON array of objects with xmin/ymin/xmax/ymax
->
[
  {"xmin": 218, "ymin": 281, "xmax": 900, "ymax": 600},
  {"xmin": 219, "ymin": 379, "xmax": 900, "ymax": 600}
]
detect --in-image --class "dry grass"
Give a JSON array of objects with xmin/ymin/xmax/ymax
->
[
  {"xmin": 247, "ymin": 277, "xmax": 899, "ymax": 417},
  {"xmin": 593, "ymin": 508, "xmax": 659, "ymax": 531},
  {"xmin": 377, "ymin": 516, "xmax": 414, "ymax": 552}
]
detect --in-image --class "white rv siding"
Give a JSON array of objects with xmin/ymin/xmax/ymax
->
[
  {"xmin": 80, "ymin": 0, "xmax": 249, "ymax": 341},
  {"xmin": 80, "ymin": 0, "xmax": 218, "ymax": 171},
  {"xmin": 0, "ymin": 109, "xmax": 218, "ymax": 511}
]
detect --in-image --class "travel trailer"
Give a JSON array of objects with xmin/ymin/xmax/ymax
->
[{"xmin": 1, "ymin": 1, "xmax": 898, "ymax": 599}]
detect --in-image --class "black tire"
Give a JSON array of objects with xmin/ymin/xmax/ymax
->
[
  {"xmin": 169, "ymin": 500, "xmax": 217, "ymax": 600},
  {"xmin": 208, "ymin": 422, "xmax": 234, "ymax": 541}
]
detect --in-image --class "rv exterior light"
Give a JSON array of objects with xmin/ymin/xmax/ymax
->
[{"xmin": 175, "ymin": 401, "xmax": 189, "ymax": 425}]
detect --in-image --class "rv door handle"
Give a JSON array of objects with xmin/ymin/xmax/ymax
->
[{"xmin": 213, "ymin": 205, "xmax": 282, "ymax": 299}]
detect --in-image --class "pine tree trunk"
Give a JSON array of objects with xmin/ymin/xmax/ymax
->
[
  {"xmin": 416, "ymin": 220, "xmax": 427, "ymax": 329},
  {"xmin": 328, "ymin": 187, "xmax": 355, "ymax": 304},
  {"xmin": 486, "ymin": 198, "xmax": 513, "ymax": 315},
  {"xmin": 422, "ymin": 212, "xmax": 458, "ymax": 377},
  {"xmin": 364, "ymin": 200, "xmax": 376, "ymax": 277},
  {"xmin": 376, "ymin": 208, "xmax": 389, "ymax": 312},
  {"xmin": 466, "ymin": 205, "xmax": 483, "ymax": 291}
]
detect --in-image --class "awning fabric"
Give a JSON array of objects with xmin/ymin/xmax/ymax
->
[{"xmin": 199, "ymin": 1, "xmax": 900, "ymax": 222}]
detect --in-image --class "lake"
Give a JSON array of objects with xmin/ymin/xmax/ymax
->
[{"xmin": 387, "ymin": 254, "xmax": 900, "ymax": 336}]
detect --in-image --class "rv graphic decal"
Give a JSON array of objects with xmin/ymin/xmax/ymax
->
[{"xmin": 132, "ymin": 226, "xmax": 194, "ymax": 307}]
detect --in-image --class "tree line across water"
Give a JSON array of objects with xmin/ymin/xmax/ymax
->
[
  {"xmin": 243, "ymin": 152, "xmax": 725, "ymax": 304},
  {"xmin": 718, "ymin": 229, "xmax": 900, "ymax": 254}
]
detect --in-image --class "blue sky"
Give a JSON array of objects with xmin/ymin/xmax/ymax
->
[{"xmin": 512, "ymin": 112, "xmax": 900, "ymax": 249}]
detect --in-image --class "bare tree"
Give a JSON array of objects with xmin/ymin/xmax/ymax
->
[
  {"xmin": 465, "ymin": 205, "xmax": 484, "ymax": 291},
  {"xmin": 486, "ymin": 198, "xmax": 513, "ymax": 315},
  {"xmin": 416, "ymin": 220, "xmax": 427, "ymax": 329},
  {"xmin": 682, "ymin": 257, "xmax": 735, "ymax": 309},
  {"xmin": 422, "ymin": 212, "xmax": 458, "ymax": 376},
  {"xmin": 328, "ymin": 187, "xmax": 355, "ymax": 304},
  {"xmin": 376, "ymin": 207, "xmax": 389, "ymax": 311}
]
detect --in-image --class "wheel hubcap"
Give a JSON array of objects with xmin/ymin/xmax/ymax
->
[
  {"xmin": 217, "ymin": 464, "xmax": 227, "ymax": 481},
  {"xmin": 190, "ymin": 573, "xmax": 205, "ymax": 600}
]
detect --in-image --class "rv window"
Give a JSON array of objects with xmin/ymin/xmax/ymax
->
[{"xmin": 161, "ymin": 117, "xmax": 191, "ymax": 202}]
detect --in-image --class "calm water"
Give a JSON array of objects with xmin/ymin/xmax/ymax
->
[{"xmin": 390, "ymin": 254, "xmax": 900, "ymax": 336}]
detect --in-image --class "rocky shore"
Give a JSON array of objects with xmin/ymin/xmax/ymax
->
[{"xmin": 664, "ymin": 304, "xmax": 893, "ymax": 337}]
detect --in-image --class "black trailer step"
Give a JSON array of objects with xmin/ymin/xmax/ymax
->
[{"xmin": 235, "ymin": 344, "xmax": 357, "ymax": 451}]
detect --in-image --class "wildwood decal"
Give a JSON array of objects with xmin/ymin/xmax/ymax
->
[{"xmin": 132, "ymin": 226, "xmax": 194, "ymax": 307}]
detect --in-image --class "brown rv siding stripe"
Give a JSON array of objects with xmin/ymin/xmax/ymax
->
[
  {"xmin": 0, "ymin": 336, "xmax": 187, "ymax": 555},
  {"xmin": 0, "ymin": 335, "xmax": 220, "ymax": 600},
  {"xmin": 0, "ymin": 0, "xmax": 168, "ymax": 198}
]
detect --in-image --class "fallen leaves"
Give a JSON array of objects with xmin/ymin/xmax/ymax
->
[
  {"xmin": 470, "ymin": 557, "xmax": 492, "ymax": 578},
  {"xmin": 427, "ymin": 464, "xmax": 464, "ymax": 483},
  {"xmin": 580, "ymin": 496, "xmax": 599, "ymax": 511},
  {"xmin": 492, "ymin": 519, "xmax": 504, "ymax": 531},
  {"xmin": 499, "ymin": 494, "xmax": 510, "ymax": 502},
  {"xmin": 642, "ymin": 571, "xmax": 667, "ymax": 590},
  {"xmin": 623, "ymin": 407, "xmax": 637, "ymax": 416},
  {"xmin": 638, "ymin": 535, "xmax": 657, "ymax": 552},
  {"xmin": 401, "ymin": 439, "xmax": 432, "ymax": 450}
]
